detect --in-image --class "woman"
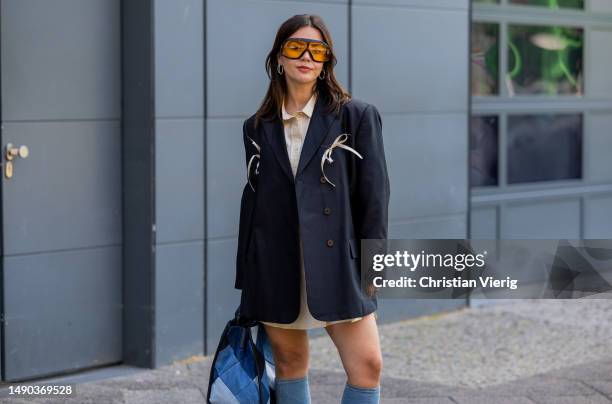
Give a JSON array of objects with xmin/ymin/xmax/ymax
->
[{"xmin": 235, "ymin": 14, "xmax": 390, "ymax": 404}]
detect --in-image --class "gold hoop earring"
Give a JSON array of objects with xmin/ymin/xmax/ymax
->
[
  {"xmin": 318, "ymin": 69, "xmax": 326, "ymax": 80},
  {"xmin": 277, "ymin": 64, "xmax": 284, "ymax": 75}
]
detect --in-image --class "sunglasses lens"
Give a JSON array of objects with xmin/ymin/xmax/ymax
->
[
  {"xmin": 282, "ymin": 39, "xmax": 331, "ymax": 62},
  {"xmin": 308, "ymin": 42, "xmax": 330, "ymax": 62},
  {"xmin": 282, "ymin": 40, "xmax": 308, "ymax": 59}
]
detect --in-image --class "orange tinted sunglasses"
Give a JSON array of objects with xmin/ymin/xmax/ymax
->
[{"xmin": 281, "ymin": 37, "xmax": 331, "ymax": 63}]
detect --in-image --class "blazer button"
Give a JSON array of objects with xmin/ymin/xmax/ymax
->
[
  {"xmin": 323, "ymin": 207, "xmax": 332, "ymax": 215},
  {"xmin": 320, "ymin": 175, "xmax": 326, "ymax": 184},
  {"xmin": 326, "ymin": 239, "xmax": 334, "ymax": 247}
]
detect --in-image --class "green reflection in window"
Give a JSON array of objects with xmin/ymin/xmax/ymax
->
[
  {"xmin": 509, "ymin": 0, "xmax": 584, "ymax": 9},
  {"xmin": 507, "ymin": 25, "xmax": 583, "ymax": 95},
  {"xmin": 471, "ymin": 23, "xmax": 499, "ymax": 95},
  {"xmin": 473, "ymin": 0, "xmax": 499, "ymax": 4}
]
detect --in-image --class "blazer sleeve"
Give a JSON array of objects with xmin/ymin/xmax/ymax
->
[
  {"xmin": 351, "ymin": 104, "xmax": 391, "ymax": 296},
  {"xmin": 351, "ymin": 104, "xmax": 391, "ymax": 241},
  {"xmin": 235, "ymin": 119, "xmax": 257, "ymax": 290}
]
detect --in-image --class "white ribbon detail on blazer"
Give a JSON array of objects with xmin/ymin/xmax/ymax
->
[
  {"xmin": 246, "ymin": 134, "xmax": 261, "ymax": 192},
  {"xmin": 321, "ymin": 133, "xmax": 363, "ymax": 187}
]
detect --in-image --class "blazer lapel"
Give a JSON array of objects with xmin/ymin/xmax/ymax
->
[
  {"xmin": 296, "ymin": 93, "xmax": 335, "ymax": 178},
  {"xmin": 262, "ymin": 117, "xmax": 295, "ymax": 183},
  {"xmin": 261, "ymin": 93, "xmax": 337, "ymax": 184}
]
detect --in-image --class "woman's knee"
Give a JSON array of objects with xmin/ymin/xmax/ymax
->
[
  {"xmin": 363, "ymin": 353, "xmax": 383, "ymax": 378},
  {"xmin": 273, "ymin": 346, "xmax": 309, "ymax": 377},
  {"xmin": 347, "ymin": 352, "xmax": 383, "ymax": 386}
]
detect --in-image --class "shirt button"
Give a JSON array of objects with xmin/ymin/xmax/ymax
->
[
  {"xmin": 326, "ymin": 239, "xmax": 334, "ymax": 247},
  {"xmin": 323, "ymin": 207, "xmax": 332, "ymax": 215},
  {"xmin": 320, "ymin": 176, "xmax": 326, "ymax": 184}
]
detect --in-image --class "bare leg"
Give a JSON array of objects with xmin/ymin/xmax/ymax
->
[
  {"xmin": 324, "ymin": 312, "xmax": 382, "ymax": 388},
  {"xmin": 262, "ymin": 324, "xmax": 310, "ymax": 379}
]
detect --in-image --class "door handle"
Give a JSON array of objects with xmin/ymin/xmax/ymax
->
[
  {"xmin": 4, "ymin": 143, "xmax": 29, "ymax": 179},
  {"xmin": 6, "ymin": 143, "xmax": 29, "ymax": 160}
]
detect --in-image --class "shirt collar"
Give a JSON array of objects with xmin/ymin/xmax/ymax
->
[{"xmin": 282, "ymin": 92, "xmax": 317, "ymax": 121}]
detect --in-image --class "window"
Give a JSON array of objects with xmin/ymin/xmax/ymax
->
[
  {"xmin": 507, "ymin": 114, "xmax": 582, "ymax": 184},
  {"xmin": 471, "ymin": 23, "xmax": 499, "ymax": 96},
  {"xmin": 509, "ymin": 0, "xmax": 584, "ymax": 9},
  {"xmin": 471, "ymin": 1, "xmax": 588, "ymax": 188},
  {"xmin": 507, "ymin": 25, "xmax": 583, "ymax": 96},
  {"xmin": 470, "ymin": 116, "xmax": 499, "ymax": 187}
]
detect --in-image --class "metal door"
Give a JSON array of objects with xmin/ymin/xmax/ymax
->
[{"xmin": 0, "ymin": 0, "xmax": 122, "ymax": 381}]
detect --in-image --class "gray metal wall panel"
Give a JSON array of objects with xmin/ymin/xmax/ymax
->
[
  {"xmin": 206, "ymin": 238, "xmax": 242, "ymax": 352},
  {"xmin": 587, "ymin": 30, "xmax": 612, "ymax": 99},
  {"xmin": 375, "ymin": 299, "xmax": 465, "ymax": 325},
  {"xmin": 470, "ymin": 207, "xmax": 498, "ymax": 239},
  {"xmin": 351, "ymin": 1, "xmax": 470, "ymax": 330},
  {"xmin": 384, "ymin": 114, "xmax": 468, "ymax": 221},
  {"xmin": 385, "ymin": 213, "xmax": 468, "ymax": 322},
  {"xmin": 352, "ymin": 4, "xmax": 469, "ymax": 113},
  {"xmin": 353, "ymin": 0, "xmax": 467, "ymax": 9},
  {"xmin": 122, "ymin": 0, "xmax": 155, "ymax": 368},
  {"xmin": 587, "ymin": 112, "xmax": 612, "ymax": 183},
  {"xmin": 286, "ymin": 0, "xmax": 348, "ymax": 3},
  {"xmin": 206, "ymin": 119, "xmax": 244, "ymax": 239},
  {"xmin": 503, "ymin": 199, "xmax": 582, "ymax": 239},
  {"xmin": 591, "ymin": 0, "xmax": 612, "ymax": 13},
  {"xmin": 151, "ymin": 0, "xmax": 205, "ymax": 366},
  {"xmin": 155, "ymin": 118, "xmax": 205, "ymax": 243},
  {"xmin": 2, "ymin": 120, "xmax": 122, "ymax": 255},
  {"xmin": 0, "ymin": 0, "xmax": 120, "ymax": 120},
  {"xmin": 206, "ymin": 0, "xmax": 349, "ymax": 117},
  {"xmin": 389, "ymin": 214, "xmax": 467, "ymax": 239},
  {"xmin": 350, "ymin": 3, "xmax": 470, "ymax": 327},
  {"xmin": 4, "ymin": 247, "xmax": 122, "ymax": 380},
  {"xmin": 154, "ymin": 0, "xmax": 204, "ymax": 117},
  {"xmin": 155, "ymin": 242, "xmax": 205, "ymax": 364},
  {"xmin": 1, "ymin": 0, "xmax": 123, "ymax": 379},
  {"xmin": 584, "ymin": 193, "xmax": 612, "ymax": 238}
]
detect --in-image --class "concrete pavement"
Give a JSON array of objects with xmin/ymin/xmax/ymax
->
[{"xmin": 1, "ymin": 298, "xmax": 611, "ymax": 403}]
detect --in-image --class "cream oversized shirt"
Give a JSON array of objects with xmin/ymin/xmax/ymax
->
[{"xmin": 260, "ymin": 91, "xmax": 364, "ymax": 329}]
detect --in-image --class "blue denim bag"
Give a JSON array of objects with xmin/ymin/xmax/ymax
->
[{"xmin": 207, "ymin": 305, "xmax": 276, "ymax": 403}]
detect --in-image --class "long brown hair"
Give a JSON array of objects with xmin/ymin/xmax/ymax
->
[{"xmin": 254, "ymin": 14, "xmax": 351, "ymax": 129}]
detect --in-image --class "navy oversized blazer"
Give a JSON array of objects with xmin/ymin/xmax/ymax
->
[{"xmin": 235, "ymin": 92, "xmax": 390, "ymax": 324}]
